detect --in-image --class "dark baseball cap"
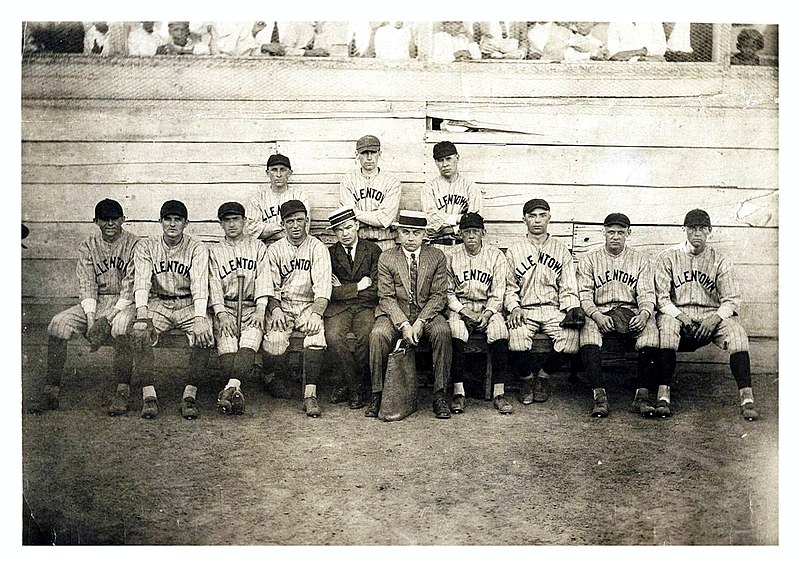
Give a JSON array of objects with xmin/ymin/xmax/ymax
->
[
  {"xmin": 683, "ymin": 209, "xmax": 712, "ymax": 227},
  {"xmin": 266, "ymin": 153, "xmax": 292, "ymax": 169},
  {"xmin": 603, "ymin": 213, "xmax": 631, "ymax": 228},
  {"xmin": 523, "ymin": 198, "xmax": 550, "ymax": 214},
  {"xmin": 433, "ymin": 141, "xmax": 458, "ymax": 160},
  {"xmin": 217, "ymin": 201, "xmax": 245, "ymax": 219},
  {"xmin": 280, "ymin": 199, "xmax": 307, "ymax": 219},
  {"xmin": 160, "ymin": 200, "xmax": 188, "ymax": 220},
  {"xmin": 356, "ymin": 135, "xmax": 381, "ymax": 153},
  {"xmin": 94, "ymin": 198, "xmax": 124, "ymax": 220},
  {"xmin": 459, "ymin": 212, "xmax": 484, "ymax": 230}
]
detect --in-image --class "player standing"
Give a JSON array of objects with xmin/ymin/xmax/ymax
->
[
  {"xmin": 505, "ymin": 199, "xmax": 583, "ymax": 405},
  {"xmin": 31, "ymin": 199, "xmax": 138, "ymax": 415},
  {"xmin": 208, "ymin": 202, "xmax": 271, "ymax": 415},
  {"xmin": 653, "ymin": 209, "xmax": 759, "ymax": 420},
  {"xmin": 339, "ymin": 135, "xmax": 402, "ymax": 251},
  {"xmin": 130, "ymin": 200, "xmax": 214, "ymax": 420},
  {"xmin": 576, "ymin": 213, "xmax": 661, "ymax": 418},
  {"xmin": 263, "ymin": 200, "xmax": 332, "ymax": 417}
]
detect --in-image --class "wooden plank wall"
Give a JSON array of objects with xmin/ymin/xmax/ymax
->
[{"xmin": 21, "ymin": 56, "xmax": 778, "ymax": 370}]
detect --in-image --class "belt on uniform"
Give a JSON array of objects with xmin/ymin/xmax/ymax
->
[
  {"xmin": 224, "ymin": 298, "xmax": 256, "ymax": 308},
  {"xmin": 157, "ymin": 293, "xmax": 192, "ymax": 300},
  {"xmin": 429, "ymin": 236, "xmax": 463, "ymax": 246}
]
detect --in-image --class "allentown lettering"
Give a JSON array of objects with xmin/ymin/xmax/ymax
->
[
  {"xmin": 515, "ymin": 251, "xmax": 563, "ymax": 280},
  {"xmin": 152, "ymin": 260, "xmax": 191, "ymax": 278},
  {"xmin": 594, "ymin": 269, "xmax": 638, "ymax": 289},
  {"xmin": 93, "ymin": 255, "xmax": 131, "ymax": 278},
  {"xmin": 436, "ymin": 193, "xmax": 468, "ymax": 211},
  {"xmin": 352, "ymin": 186, "xmax": 385, "ymax": 204},
  {"xmin": 674, "ymin": 269, "xmax": 717, "ymax": 293},
  {"xmin": 280, "ymin": 257, "xmax": 312, "ymax": 279},
  {"xmin": 218, "ymin": 257, "xmax": 257, "ymax": 280},
  {"xmin": 455, "ymin": 268, "xmax": 493, "ymax": 287}
]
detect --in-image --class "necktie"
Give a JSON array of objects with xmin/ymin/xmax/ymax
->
[
  {"xmin": 345, "ymin": 245, "xmax": 354, "ymax": 268},
  {"xmin": 271, "ymin": 22, "xmax": 280, "ymax": 43},
  {"xmin": 409, "ymin": 253, "xmax": 419, "ymax": 320}
]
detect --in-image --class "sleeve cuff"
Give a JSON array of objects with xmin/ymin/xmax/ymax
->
[
  {"xmin": 113, "ymin": 298, "xmax": 131, "ymax": 311},
  {"xmin": 193, "ymin": 298, "xmax": 208, "ymax": 318},
  {"xmin": 80, "ymin": 298, "xmax": 97, "ymax": 315},
  {"xmin": 134, "ymin": 290, "xmax": 149, "ymax": 309},
  {"xmin": 397, "ymin": 321, "xmax": 411, "ymax": 330},
  {"xmin": 448, "ymin": 296, "xmax": 465, "ymax": 313},
  {"xmin": 661, "ymin": 304, "xmax": 682, "ymax": 318},
  {"xmin": 716, "ymin": 307, "xmax": 735, "ymax": 320},
  {"xmin": 211, "ymin": 304, "xmax": 226, "ymax": 315}
]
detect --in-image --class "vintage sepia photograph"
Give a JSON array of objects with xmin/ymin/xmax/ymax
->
[{"xmin": 16, "ymin": 4, "xmax": 784, "ymax": 555}]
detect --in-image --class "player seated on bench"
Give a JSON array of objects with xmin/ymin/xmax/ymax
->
[
  {"xmin": 446, "ymin": 212, "xmax": 513, "ymax": 414},
  {"xmin": 263, "ymin": 200, "xmax": 332, "ymax": 418},
  {"xmin": 653, "ymin": 209, "xmax": 759, "ymax": 421},
  {"xmin": 576, "ymin": 213, "xmax": 661, "ymax": 418},
  {"xmin": 208, "ymin": 201, "xmax": 270, "ymax": 416},
  {"xmin": 31, "ymin": 198, "xmax": 137, "ymax": 415}
]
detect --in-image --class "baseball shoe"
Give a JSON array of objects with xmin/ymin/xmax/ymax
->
[
  {"xmin": 533, "ymin": 375, "xmax": 549, "ymax": 402},
  {"xmin": 304, "ymin": 396, "xmax": 322, "ymax": 418},
  {"xmin": 591, "ymin": 390, "xmax": 609, "ymax": 418},
  {"xmin": 181, "ymin": 396, "xmax": 199, "ymax": 420},
  {"xmin": 107, "ymin": 383, "xmax": 130, "ymax": 416},
  {"xmin": 654, "ymin": 399, "xmax": 672, "ymax": 418},
  {"xmin": 433, "ymin": 397, "xmax": 451, "ymax": 419},
  {"xmin": 740, "ymin": 401, "xmax": 759, "ymax": 421},
  {"xmin": 518, "ymin": 379, "xmax": 534, "ymax": 405},
  {"xmin": 140, "ymin": 396, "xmax": 159, "ymax": 419},
  {"xmin": 630, "ymin": 388, "xmax": 656, "ymax": 418},
  {"xmin": 348, "ymin": 391, "xmax": 366, "ymax": 410},
  {"xmin": 217, "ymin": 387, "xmax": 233, "ymax": 414},
  {"xmin": 365, "ymin": 393, "xmax": 381, "ymax": 418},
  {"xmin": 230, "ymin": 388, "xmax": 245, "ymax": 415},
  {"xmin": 329, "ymin": 386, "xmax": 350, "ymax": 404},
  {"xmin": 493, "ymin": 394, "xmax": 513, "ymax": 414},
  {"xmin": 450, "ymin": 394, "xmax": 466, "ymax": 414}
]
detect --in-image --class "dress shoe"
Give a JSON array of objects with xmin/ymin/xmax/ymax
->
[
  {"xmin": 348, "ymin": 391, "xmax": 366, "ymax": 410},
  {"xmin": 740, "ymin": 401, "xmax": 759, "ymax": 421},
  {"xmin": 450, "ymin": 394, "xmax": 466, "ymax": 414},
  {"xmin": 433, "ymin": 397, "xmax": 451, "ymax": 419},
  {"xmin": 518, "ymin": 379, "xmax": 534, "ymax": 405},
  {"xmin": 140, "ymin": 396, "xmax": 159, "ymax": 419},
  {"xmin": 654, "ymin": 399, "xmax": 672, "ymax": 418},
  {"xmin": 181, "ymin": 396, "xmax": 199, "ymax": 420},
  {"xmin": 364, "ymin": 393, "xmax": 381, "ymax": 418},
  {"xmin": 329, "ymin": 386, "xmax": 350, "ymax": 404},
  {"xmin": 493, "ymin": 394, "xmax": 513, "ymax": 414}
]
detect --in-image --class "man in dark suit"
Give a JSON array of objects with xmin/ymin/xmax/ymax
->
[
  {"xmin": 368, "ymin": 210, "xmax": 453, "ymax": 419},
  {"xmin": 324, "ymin": 207, "xmax": 382, "ymax": 410}
]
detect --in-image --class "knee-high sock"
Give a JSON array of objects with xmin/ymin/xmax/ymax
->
[
  {"xmin": 218, "ymin": 353, "xmax": 235, "ymax": 377},
  {"xmin": 541, "ymin": 349, "xmax": 566, "ymax": 376},
  {"xmin": 46, "ymin": 336, "xmax": 68, "ymax": 387},
  {"xmin": 730, "ymin": 351, "xmax": 752, "ymax": 390},
  {"xmin": 113, "ymin": 336, "xmax": 134, "ymax": 385},
  {"xmin": 510, "ymin": 350, "xmax": 533, "ymax": 378},
  {"xmin": 452, "ymin": 339, "xmax": 466, "ymax": 380},
  {"xmin": 304, "ymin": 349, "xmax": 325, "ymax": 387},
  {"xmin": 580, "ymin": 345, "xmax": 603, "ymax": 389},
  {"xmin": 637, "ymin": 347, "xmax": 659, "ymax": 391},
  {"xmin": 234, "ymin": 347, "xmax": 257, "ymax": 382},
  {"xmin": 187, "ymin": 346, "xmax": 211, "ymax": 385},
  {"xmin": 488, "ymin": 339, "xmax": 510, "ymax": 384},
  {"xmin": 658, "ymin": 349, "xmax": 676, "ymax": 386}
]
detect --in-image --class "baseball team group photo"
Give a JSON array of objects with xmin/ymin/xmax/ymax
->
[{"xmin": 20, "ymin": 17, "xmax": 779, "ymax": 549}]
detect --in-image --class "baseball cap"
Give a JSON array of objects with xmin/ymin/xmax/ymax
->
[
  {"xmin": 683, "ymin": 209, "xmax": 712, "ymax": 227},
  {"xmin": 523, "ymin": 198, "xmax": 550, "ymax": 215},
  {"xmin": 395, "ymin": 210, "xmax": 428, "ymax": 229},
  {"xmin": 280, "ymin": 199, "xmax": 307, "ymax": 219},
  {"xmin": 603, "ymin": 213, "xmax": 631, "ymax": 228},
  {"xmin": 160, "ymin": 199, "xmax": 188, "ymax": 220},
  {"xmin": 356, "ymin": 135, "xmax": 381, "ymax": 153},
  {"xmin": 459, "ymin": 212, "xmax": 484, "ymax": 230},
  {"xmin": 433, "ymin": 141, "xmax": 458, "ymax": 160},
  {"xmin": 328, "ymin": 206, "xmax": 357, "ymax": 229},
  {"xmin": 266, "ymin": 153, "xmax": 292, "ymax": 169},
  {"xmin": 217, "ymin": 201, "xmax": 245, "ymax": 219},
  {"xmin": 94, "ymin": 198, "xmax": 124, "ymax": 220}
]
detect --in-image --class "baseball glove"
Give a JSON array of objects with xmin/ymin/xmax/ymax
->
[
  {"xmin": 86, "ymin": 316, "xmax": 111, "ymax": 352},
  {"xmin": 603, "ymin": 306, "xmax": 636, "ymax": 334},
  {"xmin": 680, "ymin": 320, "xmax": 701, "ymax": 339},
  {"xmin": 560, "ymin": 306, "xmax": 586, "ymax": 329},
  {"xmin": 131, "ymin": 318, "xmax": 158, "ymax": 350}
]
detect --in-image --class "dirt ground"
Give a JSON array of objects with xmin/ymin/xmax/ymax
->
[{"xmin": 21, "ymin": 344, "xmax": 778, "ymax": 546}]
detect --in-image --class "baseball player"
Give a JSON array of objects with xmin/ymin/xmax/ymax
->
[
  {"xmin": 131, "ymin": 200, "xmax": 214, "ymax": 420},
  {"xmin": 338, "ymin": 134, "xmax": 402, "ymax": 251},
  {"xmin": 245, "ymin": 153, "xmax": 311, "ymax": 244},
  {"xmin": 653, "ymin": 209, "xmax": 759, "ymax": 420},
  {"xmin": 324, "ymin": 206, "xmax": 382, "ymax": 410},
  {"xmin": 446, "ymin": 212, "xmax": 513, "ymax": 414},
  {"xmin": 263, "ymin": 199, "xmax": 332, "ymax": 417},
  {"xmin": 576, "ymin": 213, "xmax": 661, "ymax": 418},
  {"xmin": 505, "ymin": 198, "xmax": 583, "ymax": 405},
  {"xmin": 421, "ymin": 140, "xmax": 483, "ymax": 247},
  {"xmin": 208, "ymin": 201, "xmax": 271, "ymax": 416},
  {"xmin": 31, "ymin": 198, "xmax": 138, "ymax": 415}
]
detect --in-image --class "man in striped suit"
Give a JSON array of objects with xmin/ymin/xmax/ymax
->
[
  {"xmin": 654, "ymin": 209, "xmax": 759, "ymax": 420},
  {"xmin": 339, "ymin": 135, "xmax": 402, "ymax": 251},
  {"xmin": 576, "ymin": 213, "xmax": 661, "ymax": 418}
]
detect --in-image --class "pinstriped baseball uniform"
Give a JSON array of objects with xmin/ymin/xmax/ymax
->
[
  {"xmin": 208, "ymin": 236, "xmax": 271, "ymax": 355},
  {"xmin": 133, "ymin": 233, "xmax": 212, "ymax": 344},
  {"xmin": 244, "ymin": 187, "xmax": 310, "ymax": 243},
  {"xmin": 504, "ymin": 234, "xmax": 580, "ymax": 353},
  {"xmin": 421, "ymin": 174, "xmax": 483, "ymax": 235},
  {"xmin": 48, "ymin": 230, "xmax": 139, "ymax": 340},
  {"xmin": 339, "ymin": 168, "xmax": 401, "ymax": 247},
  {"xmin": 447, "ymin": 243, "xmax": 508, "ymax": 343},
  {"xmin": 655, "ymin": 241, "xmax": 749, "ymax": 352},
  {"xmin": 576, "ymin": 244, "xmax": 660, "ymax": 349},
  {"xmin": 263, "ymin": 234, "xmax": 332, "ymax": 354}
]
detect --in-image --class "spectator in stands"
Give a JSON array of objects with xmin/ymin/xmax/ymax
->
[
  {"xmin": 731, "ymin": 28, "xmax": 764, "ymax": 66},
  {"xmin": 254, "ymin": 21, "xmax": 330, "ymax": 57},
  {"xmin": 476, "ymin": 21, "xmax": 527, "ymax": 59},
  {"xmin": 83, "ymin": 22, "xmax": 112, "ymax": 56},
  {"xmin": 374, "ymin": 21, "xmax": 417, "ymax": 59},
  {"xmin": 127, "ymin": 22, "xmax": 163, "ymax": 57},
  {"xmin": 606, "ymin": 22, "xmax": 667, "ymax": 61},
  {"xmin": 209, "ymin": 22, "xmax": 260, "ymax": 57},
  {"xmin": 431, "ymin": 21, "xmax": 480, "ymax": 62},
  {"xmin": 564, "ymin": 22, "xmax": 609, "ymax": 61},
  {"xmin": 23, "ymin": 22, "xmax": 85, "ymax": 54},
  {"xmin": 159, "ymin": 21, "xmax": 210, "ymax": 55}
]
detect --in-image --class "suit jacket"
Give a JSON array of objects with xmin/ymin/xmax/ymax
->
[
  {"xmin": 376, "ymin": 244, "xmax": 448, "ymax": 328},
  {"xmin": 324, "ymin": 239, "xmax": 382, "ymax": 318}
]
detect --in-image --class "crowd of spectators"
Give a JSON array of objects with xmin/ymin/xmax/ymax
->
[{"xmin": 21, "ymin": 21, "xmax": 772, "ymax": 66}]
